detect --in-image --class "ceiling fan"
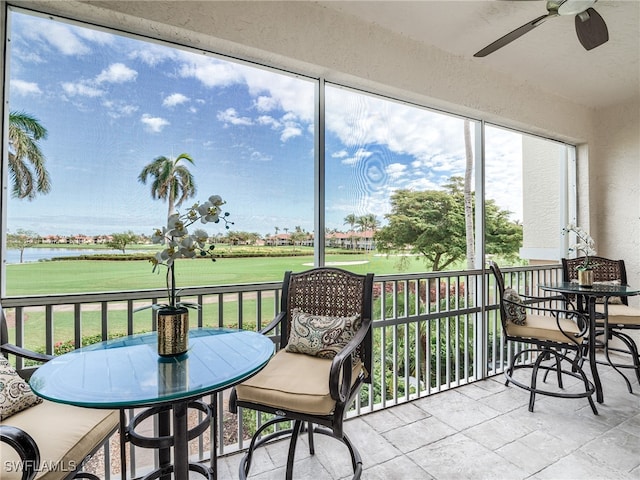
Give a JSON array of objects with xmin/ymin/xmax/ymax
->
[{"xmin": 474, "ymin": 0, "xmax": 609, "ymax": 57}]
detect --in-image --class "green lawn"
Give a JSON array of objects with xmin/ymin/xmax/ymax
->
[
  {"xmin": 5, "ymin": 250, "xmax": 432, "ymax": 353},
  {"xmin": 5, "ymin": 250, "xmax": 428, "ymax": 296}
]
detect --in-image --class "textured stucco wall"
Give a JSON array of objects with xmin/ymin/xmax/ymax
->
[{"xmin": 590, "ymin": 100, "xmax": 640, "ymax": 305}]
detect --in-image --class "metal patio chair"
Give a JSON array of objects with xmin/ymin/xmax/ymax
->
[
  {"xmin": 562, "ymin": 256, "xmax": 640, "ymax": 392},
  {"xmin": 229, "ymin": 267, "xmax": 374, "ymax": 479},
  {"xmin": 489, "ymin": 262, "xmax": 597, "ymax": 414},
  {"xmin": 0, "ymin": 305, "xmax": 119, "ymax": 480}
]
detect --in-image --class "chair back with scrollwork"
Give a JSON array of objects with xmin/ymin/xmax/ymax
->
[
  {"xmin": 280, "ymin": 267, "xmax": 373, "ymax": 383},
  {"xmin": 562, "ymin": 256, "xmax": 629, "ymax": 306}
]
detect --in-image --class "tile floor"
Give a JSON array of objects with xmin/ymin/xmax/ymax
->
[{"xmin": 216, "ymin": 360, "xmax": 640, "ymax": 479}]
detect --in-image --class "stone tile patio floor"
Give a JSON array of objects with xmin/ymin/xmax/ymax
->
[{"xmin": 215, "ymin": 359, "xmax": 640, "ymax": 479}]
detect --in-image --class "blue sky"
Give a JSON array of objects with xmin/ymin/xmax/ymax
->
[{"xmin": 6, "ymin": 9, "xmax": 523, "ymax": 237}]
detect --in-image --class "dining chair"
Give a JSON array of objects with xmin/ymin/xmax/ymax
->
[
  {"xmin": 489, "ymin": 261, "xmax": 597, "ymax": 414},
  {"xmin": 562, "ymin": 256, "xmax": 640, "ymax": 392},
  {"xmin": 0, "ymin": 305, "xmax": 119, "ymax": 480},
  {"xmin": 229, "ymin": 267, "xmax": 374, "ymax": 479}
]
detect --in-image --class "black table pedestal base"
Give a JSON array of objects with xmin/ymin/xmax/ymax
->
[{"xmin": 122, "ymin": 398, "xmax": 216, "ymax": 480}]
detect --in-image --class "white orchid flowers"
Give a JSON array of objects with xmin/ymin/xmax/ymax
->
[
  {"xmin": 147, "ymin": 195, "xmax": 231, "ymax": 309},
  {"xmin": 562, "ymin": 224, "xmax": 597, "ymax": 270}
]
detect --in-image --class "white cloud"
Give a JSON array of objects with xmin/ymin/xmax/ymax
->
[
  {"xmin": 326, "ymin": 87, "xmax": 466, "ymax": 171},
  {"xmin": 255, "ymin": 113, "xmax": 303, "ymax": 142},
  {"xmin": 141, "ymin": 114, "xmax": 169, "ymax": 133},
  {"xmin": 257, "ymin": 116, "xmax": 279, "ymax": 127},
  {"xmin": 332, "ymin": 150, "xmax": 349, "ymax": 159},
  {"xmin": 29, "ymin": 19, "xmax": 91, "ymax": 56},
  {"xmin": 250, "ymin": 151, "xmax": 273, "ymax": 162},
  {"xmin": 242, "ymin": 67, "xmax": 315, "ymax": 123},
  {"xmin": 386, "ymin": 163, "xmax": 407, "ymax": 179},
  {"xmin": 255, "ymin": 95, "xmax": 277, "ymax": 112},
  {"xmin": 342, "ymin": 148, "xmax": 373, "ymax": 166},
  {"xmin": 61, "ymin": 81, "xmax": 104, "ymax": 97},
  {"xmin": 75, "ymin": 28, "xmax": 114, "ymax": 46},
  {"xmin": 103, "ymin": 100, "xmax": 138, "ymax": 119},
  {"xmin": 217, "ymin": 108, "xmax": 253, "ymax": 126},
  {"xmin": 281, "ymin": 125, "xmax": 302, "ymax": 142},
  {"xmin": 129, "ymin": 44, "xmax": 177, "ymax": 66},
  {"xmin": 178, "ymin": 54, "xmax": 244, "ymax": 88},
  {"xmin": 96, "ymin": 63, "xmax": 138, "ymax": 84},
  {"xmin": 404, "ymin": 176, "xmax": 441, "ymax": 191},
  {"xmin": 177, "ymin": 51, "xmax": 314, "ymax": 127},
  {"xmin": 280, "ymin": 114, "xmax": 303, "ymax": 141},
  {"xmin": 163, "ymin": 93, "xmax": 190, "ymax": 108},
  {"xmin": 11, "ymin": 79, "xmax": 42, "ymax": 96}
]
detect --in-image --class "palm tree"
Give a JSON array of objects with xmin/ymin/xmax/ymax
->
[
  {"xmin": 357, "ymin": 214, "xmax": 379, "ymax": 232},
  {"xmin": 463, "ymin": 119, "xmax": 475, "ymax": 269},
  {"xmin": 356, "ymin": 214, "xmax": 379, "ymax": 252},
  {"xmin": 7, "ymin": 111, "xmax": 51, "ymax": 200},
  {"xmin": 138, "ymin": 153, "xmax": 196, "ymax": 220},
  {"xmin": 344, "ymin": 214, "xmax": 358, "ymax": 249}
]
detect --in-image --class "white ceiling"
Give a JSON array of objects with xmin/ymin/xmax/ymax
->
[{"xmin": 318, "ymin": 0, "xmax": 640, "ymax": 109}]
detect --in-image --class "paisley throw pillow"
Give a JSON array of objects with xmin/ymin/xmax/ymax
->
[
  {"xmin": 503, "ymin": 288, "xmax": 527, "ymax": 326},
  {"xmin": 0, "ymin": 354, "xmax": 42, "ymax": 420},
  {"xmin": 286, "ymin": 308, "xmax": 361, "ymax": 359}
]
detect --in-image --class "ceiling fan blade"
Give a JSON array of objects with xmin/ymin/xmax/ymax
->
[
  {"xmin": 474, "ymin": 14, "xmax": 553, "ymax": 57},
  {"xmin": 575, "ymin": 7, "xmax": 609, "ymax": 50}
]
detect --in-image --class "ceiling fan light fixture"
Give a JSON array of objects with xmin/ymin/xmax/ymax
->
[
  {"xmin": 474, "ymin": 0, "xmax": 607, "ymax": 57},
  {"xmin": 556, "ymin": 0, "xmax": 597, "ymax": 16}
]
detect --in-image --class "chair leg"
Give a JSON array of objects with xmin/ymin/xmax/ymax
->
[
  {"xmin": 605, "ymin": 331, "xmax": 640, "ymax": 392},
  {"xmin": 553, "ymin": 349, "xmax": 564, "ymax": 389},
  {"xmin": 529, "ymin": 353, "xmax": 546, "ymax": 412},
  {"xmin": 239, "ymin": 417, "xmax": 294, "ymax": 480},
  {"xmin": 307, "ymin": 425, "xmax": 363, "ymax": 479},
  {"xmin": 504, "ymin": 352, "xmax": 518, "ymax": 387},
  {"xmin": 625, "ymin": 334, "xmax": 640, "ymax": 384},
  {"xmin": 340, "ymin": 430, "xmax": 363, "ymax": 480},
  {"xmin": 285, "ymin": 420, "xmax": 304, "ymax": 480},
  {"xmin": 574, "ymin": 356, "xmax": 599, "ymax": 415},
  {"xmin": 239, "ymin": 418, "xmax": 363, "ymax": 479},
  {"xmin": 307, "ymin": 421, "xmax": 315, "ymax": 455}
]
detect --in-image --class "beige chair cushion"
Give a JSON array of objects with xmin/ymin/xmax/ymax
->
[
  {"xmin": 1, "ymin": 400, "xmax": 118, "ymax": 480},
  {"xmin": 595, "ymin": 303, "xmax": 640, "ymax": 326},
  {"xmin": 235, "ymin": 349, "xmax": 361, "ymax": 416},
  {"xmin": 505, "ymin": 313, "xmax": 583, "ymax": 344}
]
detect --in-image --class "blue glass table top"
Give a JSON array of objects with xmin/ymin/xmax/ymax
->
[{"xmin": 30, "ymin": 328, "xmax": 274, "ymax": 408}]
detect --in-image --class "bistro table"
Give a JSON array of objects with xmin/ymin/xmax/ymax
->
[
  {"xmin": 539, "ymin": 281, "xmax": 640, "ymax": 403},
  {"xmin": 29, "ymin": 327, "xmax": 274, "ymax": 480}
]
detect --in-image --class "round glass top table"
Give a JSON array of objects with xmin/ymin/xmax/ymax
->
[
  {"xmin": 30, "ymin": 327, "xmax": 274, "ymax": 480},
  {"xmin": 539, "ymin": 282, "xmax": 640, "ymax": 404}
]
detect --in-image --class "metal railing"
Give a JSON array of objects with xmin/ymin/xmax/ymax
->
[{"xmin": 1, "ymin": 264, "xmax": 563, "ymax": 478}]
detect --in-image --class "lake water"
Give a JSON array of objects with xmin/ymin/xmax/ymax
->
[{"xmin": 5, "ymin": 248, "xmax": 126, "ymax": 264}]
